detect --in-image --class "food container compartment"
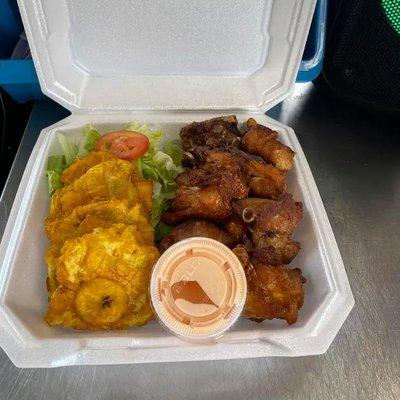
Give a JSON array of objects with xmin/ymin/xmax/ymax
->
[
  {"xmin": 0, "ymin": 112, "xmax": 354, "ymax": 367},
  {"xmin": 0, "ymin": 0, "xmax": 353, "ymax": 367}
]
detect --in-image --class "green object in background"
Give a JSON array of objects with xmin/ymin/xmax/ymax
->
[{"xmin": 382, "ymin": 0, "xmax": 400, "ymax": 35}]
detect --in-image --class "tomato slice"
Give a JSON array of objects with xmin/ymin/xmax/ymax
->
[{"xmin": 96, "ymin": 131, "xmax": 149, "ymax": 161}]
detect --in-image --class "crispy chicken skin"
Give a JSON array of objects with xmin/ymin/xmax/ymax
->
[
  {"xmin": 187, "ymin": 147, "xmax": 286, "ymax": 200},
  {"xmin": 233, "ymin": 194, "xmax": 302, "ymax": 235},
  {"xmin": 242, "ymin": 118, "xmax": 294, "ymax": 171},
  {"xmin": 175, "ymin": 168, "xmax": 245, "ymax": 192},
  {"xmin": 246, "ymin": 264, "xmax": 305, "ymax": 325},
  {"xmin": 233, "ymin": 195, "xmax": 302, "ymax": 265},
  {"xmin": 233, "ymin": 245, "xmax": 305, "ymax": 325},
  {"xmin": 180, "ymin": 115, "xmax": 241, "ymax": 151},
  {"xmin": 233, "ymin": 245, "xmax": 256, "ymax": 278},
  {"xmin": 162, "ymin": 168, "xmax": 247, "ymax": 224},
  {"xmin": 251, "ymin": 231, "xmax": 300, "ymax": 265},
  {"xmin": 159, "ymin": 220, "xmax": 234, "ymax": 253},
  {"xmin": 248, "ymin": 172, "xmax": 285, "ymax": 200},
  {"xmin": 162, "ymin": 186, "xmax": 233, "ymax": 224},
  {"xmin": 221, "ymin": 214, "xmax": 248, "ymax": 244}
]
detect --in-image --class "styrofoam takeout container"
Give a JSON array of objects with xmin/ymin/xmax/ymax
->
[{"xmin": 0, "ymin": 0, "xmax": 354, "ymax": 367}]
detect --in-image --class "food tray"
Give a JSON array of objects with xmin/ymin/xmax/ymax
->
[
  {"xmin": 0, "ymin": 112, "xmax": 354, "ymax": 367},
  {"xmin": 0, "ymin": 0, "xmax": 353, "ymax": 367}
]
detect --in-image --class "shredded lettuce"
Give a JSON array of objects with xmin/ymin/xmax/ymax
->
[
  {"xmin": 45, "ymin": 155, "xmax": 64, "ymax": 196},
  {"xmin": 46, "ymin": 125, "xmax": 101, "ymax": 196},
  {"xmin": 126, "ymin": 121, "xmax": 163, "ymax": 153},
  {"xmin": 46, "ymin": 121, "xmax": 181, "ymax": 241},
  {"xmin": 58, "ymin": 133, "xmax": 78, "ymax": 167},
  {"xmin": 154, "ymin": 221, "xmax": 174, "ymax": 242},
  {"xmin": 127, "ymin": 122, "xmax": 183, "ymax": 231},
  {"xmin": 78, "ymin": 125, "xmax": 101, "ymax": 155},
  {"xmin": 164, "ymin": 140, "xmax": 183, "ymax": 166}
]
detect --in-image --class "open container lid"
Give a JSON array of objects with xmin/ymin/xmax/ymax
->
[{"xmin": 18, "ymin": 0, "xmax": 316, "ymax": 113}]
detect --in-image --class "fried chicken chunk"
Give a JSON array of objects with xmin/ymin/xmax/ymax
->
[
  {"xmin": 233, "ymin": 195, "xmax": 302, "ymax": 264},
  {"xmin": 162, "ymin": 168, "xmax": 247, "ymax": 224},
  {"xmin": 242, "ymin": 118, "xmax": 294, "ymax": 171},
  {"xmin": 187, "ymin": 147, "xmax": 287, "ymax": 200},
  {"xmin": 221, "ymin": 214, "xmax": 248, "ymax": 244},
  {"xmin": 233, "ymin": 194, "xmax": 302, "ymax": 235},
  {"xmin": 45, "ymin": 224, "xmax": 158, "ymax": 330},
  {"xmin": 233, "ymin": 245, "xmax": 305, "ymax": 325},
  {"xmin": 180, "ymin": 115, "xmax": 241, "ymax": 151},
  {"xmin": 251, "ymin": 231, "xmax": 300, "ymax": 265},
  {"xmin": 159, "ymin": 220, "xmax": 234, "ymax": 253}
]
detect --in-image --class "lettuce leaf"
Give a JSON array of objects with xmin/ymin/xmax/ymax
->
[
  {"xmin": 126, "ymin": 121, "xmax": 183, "ymax": 230},
  {"xmin": 150, "ymin": 195, "xmax": 171, "ymax": 228},
  {"xmin": 154, "ymin": 221, "xmax": 174, "ymax": 242},
  {"xmin": 58, "ymin": 133, "xmax": 78, "ymax": 167},
  {"xmin": 47, "ymin": 126, "xmax": 101, "ymax": 196},
  {"xmin": 79, "ymin": 125, "xmax": 101, "ymax": 154},
  {"xmin": 45, "ymin": 155, "xmax": 64, "ymax": 196},
  {"xmin": 126, "ymin": 121, "xmax": 163, "ymax": 153},
  {"xmin": 164, "ymin": 140, "xmax": 183, "ymax": 166}
]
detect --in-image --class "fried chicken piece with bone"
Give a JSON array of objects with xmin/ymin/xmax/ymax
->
[
  {"xmin": 187, "ymin": 146, "xmax": 287, "ymax": 200},
  {"xmin": 180, "ymin": 115, "xmax": 241, "ymax": 150},
  {"xmin": 233, "ymin": 194, "xmax": 302, "ymax": 264},
  {"xmin": 233, "ymin": 195, "xmax": 302, "ymax": 235},
  {"xmin": 242, "ymin": 118, "xmax": 294, "ymax": 171},
  {"xmin": 159, "ymin": 220, "xmax": 235, "ymax": 253},
  {"xmin": 162, "ymin": 168, "xmax": 247, "ymax": 225},
  {"xmin": 251, "ymin": 231, "xmax": 300, "ymax": 265},
  {"xmin": 233, "ymin": 245, "xmax": 305, "ymax": 325},
  {"xmin": 221, "ymin": 214, "xmax": 248, "ymax": 244}
]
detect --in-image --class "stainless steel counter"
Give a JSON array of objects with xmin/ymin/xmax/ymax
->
[{"xmin": 0, "ymin": 84, "xmax": 399, "ymax": 399}]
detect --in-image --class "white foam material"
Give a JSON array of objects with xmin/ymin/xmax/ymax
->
[
  {"xmin": 0, "ymin": 113, "xmax": 354, "ymax": 367},
  {"xmin": 17, "ymin": 0, "xmax": 315, "ymax": 112},
  {"xmin": 0, "ymin": 0, "xmax": 354, "ymax": 368}
]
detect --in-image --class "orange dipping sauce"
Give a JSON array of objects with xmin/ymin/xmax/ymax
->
[{"xmin": 150, "ymin": 238, "xmax": 247, "ymax": 342}]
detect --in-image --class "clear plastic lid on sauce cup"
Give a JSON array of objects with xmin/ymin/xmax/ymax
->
[{"xmin": 150, "ymin": 238, "xmax": 247, "ymax": 343}]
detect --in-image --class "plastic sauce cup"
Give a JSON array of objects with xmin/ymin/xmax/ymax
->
[{"xmin": 150, "ymin": 238, "xmax": 247, "ymax": 343}]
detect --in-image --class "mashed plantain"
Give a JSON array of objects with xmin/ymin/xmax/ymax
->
[{"xmin": 44, "ymin": 152, "xmax": 159, "ymax": 330}]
